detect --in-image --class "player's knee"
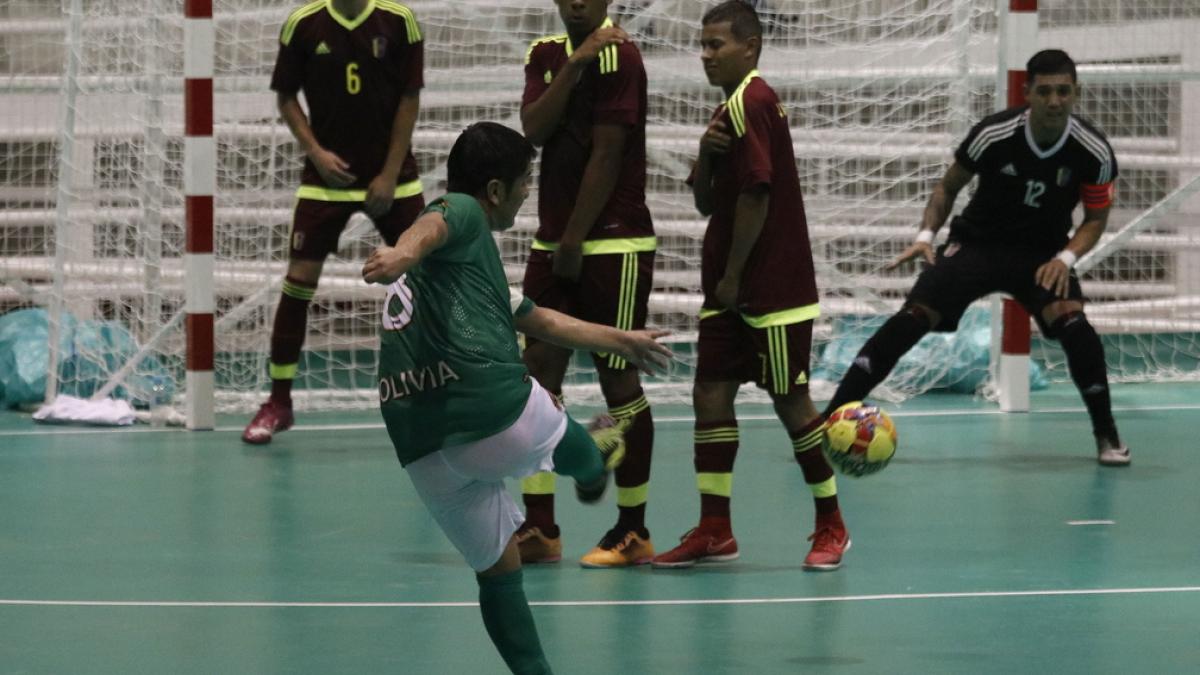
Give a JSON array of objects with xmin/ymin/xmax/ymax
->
[
  {"xmin": 597, "ymin": 366, "xmax": 641, "ymax": 403},
  {"xmin": 692, "ymin": 381, "xmax": 737, "ymax": 421},
  {"xmin": 522, "ymin": 342, "xmax": 570, "ymax": 389},
  {"xmin": 1048, "ymin": 310, "xmax": 1091, "ymax": 343},
  {"xmin": 902, "ymin": 303, "xmax": 939, "ymax": 331}
]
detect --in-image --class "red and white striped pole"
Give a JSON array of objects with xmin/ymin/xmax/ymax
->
[
  {"xmin": 184, "ymin": 0, "xmax": 215, "ymax": 429},
  {"xmin": 997, "ymin": 0, "xmax": 1038, "ymax": 412}
]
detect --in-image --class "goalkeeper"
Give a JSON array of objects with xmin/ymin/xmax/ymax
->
[
  {"xmin": 362, "ymin": 122, "xmax": 671, "ymax": 675},
  {"xmin": 823, "ymin": 49, "xmax": 1130, "ymax": 467}
]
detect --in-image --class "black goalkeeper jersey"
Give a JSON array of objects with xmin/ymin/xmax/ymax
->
[{"xmin": 951, "ymin": 106, "xmax": 1117, "ymax": 252}]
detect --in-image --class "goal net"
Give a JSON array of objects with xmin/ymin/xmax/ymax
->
[{"xmin": 0, "ymin": 0, "xmax": 1197, "ymax": 416}]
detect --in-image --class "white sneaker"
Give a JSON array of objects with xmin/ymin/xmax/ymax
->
[{"xmin": 1097, "ymin": 436, "xmax": 1131, "ymax": 467}]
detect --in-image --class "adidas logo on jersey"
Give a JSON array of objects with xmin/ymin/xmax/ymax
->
[
  {"xmin": 1001, "ymin": 163, "xmax": 1017, "ymax": 176},
  {"xmin": 315, "ymin": 41, "xmax": 331, "ymax": 55}
]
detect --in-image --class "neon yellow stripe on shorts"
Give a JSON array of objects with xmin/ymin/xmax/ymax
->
[
  {"xmin": 295, "ymin": 179, "xmax": 423, "ymax": 202},
  {"xmin": 530, "ymin": 237, "xmax": 656, "ymax": 255}
]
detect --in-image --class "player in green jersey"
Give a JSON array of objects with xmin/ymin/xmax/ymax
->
[{"xmin": 362, "ymin": 122, "xmax": 671, "ymax": 675}]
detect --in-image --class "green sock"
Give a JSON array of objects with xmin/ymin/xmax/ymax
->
[
  {"xmin": 477, "ymin": 569, "xmax": 553, "ymax": 675},
  {"xmin": 551, "ymin": 416, "xmax": 603, "ymax": 484}
]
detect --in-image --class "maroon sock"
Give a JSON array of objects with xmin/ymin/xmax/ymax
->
[
  {"xmin": 791, "ymin": 416, "xmax": 839, "ymax": 516},
  {"xmin": 521, "ymin": 495, "xmax": 559, "ymax": 538},
  {"xmin": 610, "ymin": 391, "xmax": 653, "ymax": 532},
  {"xmin": 268, "ymin": 276, "xmax": 316, "ymax": 403},
  {"xmin": 695, "ymin": 420, "xmax": 738, "ymax": 520}
]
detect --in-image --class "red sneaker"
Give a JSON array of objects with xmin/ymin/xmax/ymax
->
[
  {"xmin": 651, "ymin": 526, "xmax": 738, "ymax": 569},
  {"xmin": 803, "ymin": 515, "xmax": 851, "ymax": 571},
  {"xmin": 241, "ymin": 399, "xmax": 294, "ymax": 445}
]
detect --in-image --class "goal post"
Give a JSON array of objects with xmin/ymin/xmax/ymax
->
[{"xmin": 1, "ymin": 1, "xmax": 1198, "ymax": 420}]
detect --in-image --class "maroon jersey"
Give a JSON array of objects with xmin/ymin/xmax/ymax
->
[
  {"xmin": 700, "ymin": 71, "xmax": 817, "ymax": 318},
  {"xmin": 521, "ymin": 20, "xmax": 653, "ymax": 244},
  {"xmin": 271, "ymin": 0, "xmax": 423, "ymax": 192}
]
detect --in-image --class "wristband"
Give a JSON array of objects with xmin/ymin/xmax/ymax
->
[
  {"xmin": 915, "ymin": 230, "xmax": 934, "ymax": 245},
  {"xmin": 1056, "ymin": 249, "xmax": 1078, "ymax": 268}
]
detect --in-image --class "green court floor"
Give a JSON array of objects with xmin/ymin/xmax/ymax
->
[{"xmin": 1, "ymin": 383, "xmax": 1198, "ymax": 674}]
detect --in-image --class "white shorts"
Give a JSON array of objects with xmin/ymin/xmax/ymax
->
[{"xmin": 405, "ymin": 379, "xmax": 567, "ymax": 572}]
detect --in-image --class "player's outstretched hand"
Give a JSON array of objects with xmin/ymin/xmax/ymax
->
[
  {"xmin": 886, "ymin": 241, "xmax": 935, "ymax": 271},
  {"xmin": 699, "ymin": 118, "xmax": 732, "ymax": 156},
  {"xmin": 310, "ymin": 147, "xmax": 356, "ymax": 188},
  {"xmin": 1035, "ymin": 258, "xmax": 1071, "ymax": 298},
  {"xmin": 618, "ymin": 329, "xmax": 673, "ymax": 375},
  {"xmin": 569, "ymin": 25, "xmax": 628, "ymax": 65},
  {"xmin": 364, "ymin": 174, "xmax": 398, "ymax": 218},
  {"xmin": 362, "ymin": 245, "xmax": 404, "ymax": 284}
]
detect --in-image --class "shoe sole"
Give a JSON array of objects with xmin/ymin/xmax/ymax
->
[
  {"xmin": 802, "ymin": 538, "xmax": 852, "ymax": 571},
  {"xmin": 241, "ymin": 423, "xmax": 292, "ymax": 445},
  {"xmin": 1098, "ymin": 455, "xmax": 1131, "ymax": 466},
  {"xmin": 580, "ymin": 557, "xmax": 652, "ymax": 569},
  {"xmin": 651, "ymin": 551, "xmax": 739, "ymax": 569}
]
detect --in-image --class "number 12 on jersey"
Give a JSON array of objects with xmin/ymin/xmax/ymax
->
[{"xmin": 1024, "ymin": 179, "xmax": 1045, "ymax": 208}]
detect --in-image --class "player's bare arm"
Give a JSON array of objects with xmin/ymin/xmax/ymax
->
[
  {"xmin": 520, "ymin": 25, "xmax": 628, "ymax": 145},
  {"xmin": 716, "ymin": 185, "xmax": 769, "ymax": 310},
  {"xmin": 514, "ymin": 306, "xmax": 672, "ymax": 375},
  {"xmin": 361, "ymin": 212, "xmax": 449, "ymax": 284},
  {"xmin": 277, "ymin": 91, "xmax": 356, "ymax": 188},
  {"xmin": 552, "ymin": 123, "xmax": 629, "ymax": 281},
  {"xmin": 1036, "ymin": 203, "xmax": 1110, "ymax": 298},
  {"xmin": 889, "ymin": 161, "xmax": 974, "ymax": 270},
  {"xmin": 365, "ymin": 89, "xmax": 420, "ymax": 218},
  {"xmin": 692, "ymin": 116, "xmax": 731, "ymax": 216}
]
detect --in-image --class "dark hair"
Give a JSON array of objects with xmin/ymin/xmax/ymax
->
[
  {"xmin": 701, "ymin": 1, "xmax": 763, "ymax": 45},
  {"xmin": 1027, "ymin": 49, "xmax": 1077, "ymax": 84},
  {"xmin": 446, "ymin": 122, "xmax": 536, "ymax": 196}
]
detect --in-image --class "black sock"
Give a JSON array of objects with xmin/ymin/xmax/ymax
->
[
  {"xmin": 824, "ymin": 308, "xmax": 931, "ymax": 416},
  {"xmin": 1055, "ymin": 312, "xmax": 1118, "ymax": 441}
]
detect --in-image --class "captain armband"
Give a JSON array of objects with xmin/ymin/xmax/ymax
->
[{"xmin": 1081, "ymin": 182, "xmax": 1114, "ymax": 209}]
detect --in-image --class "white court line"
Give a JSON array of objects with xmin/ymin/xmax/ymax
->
[
  {"xmin": 1067, "ymin": 520, "xmax": 1117, "ymax": 526},
  {"xmin": 5, "ymin": 401, "xmax": 1200, "ymax": 437},
  {"xmin": 2, "ymin": 585, "xmax": 1199, "ymax": 609}
]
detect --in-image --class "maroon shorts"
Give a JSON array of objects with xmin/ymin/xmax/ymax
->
[
  {"xmin": 289, "ymin": 194, "xmax": 426, "ymax": 260},
  {"xmin": 522, "ymin": 249, "xmax": 654, "ymax": 371},
  {"xmin": 696, "ymin": 310, "xmax": 814, "ymax": 395}
]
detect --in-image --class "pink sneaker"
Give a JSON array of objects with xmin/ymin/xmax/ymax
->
[
  {"xmin": 651, "ymin": 526, "xmax": 739, "ymax": 569},
  {"xmin": 241, "ymin": 399, "xmax": 294, "ymax": 445}
]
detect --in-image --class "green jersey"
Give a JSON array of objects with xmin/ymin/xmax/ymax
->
[{"xmin": 378, "ymin": 193, "xmax": 536, "ymax": 466}]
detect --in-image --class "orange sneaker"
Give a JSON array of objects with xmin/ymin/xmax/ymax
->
[
  {"xmin": 651, "ymin": 527, "xmax": 738, "ymax": 569},
  {"xmin": 579, "ymin": 527, "xmax": 655, "ymax": 568},
  {"xmin": 241, "ymin": 399, "xmax": 294, "ymax": 445},
  {"xmin": 515, "ymin": 525, "xmax": 562, "ymax": 564},
  {"xmin": 803, "ymin": 515, "xmax": 850, "ymax": 571}
]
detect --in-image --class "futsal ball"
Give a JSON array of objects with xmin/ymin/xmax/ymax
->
[{"xmin": 823, "ymin": 401, "xmax": 897, "ymax": 477}]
